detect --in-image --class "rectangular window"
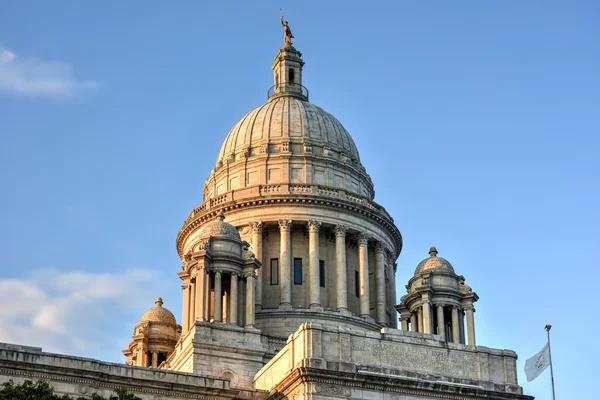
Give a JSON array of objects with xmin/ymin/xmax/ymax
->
[
  {"xmin": 294, "ymin": 258, "xmax": 303, "ymax": 285},
  {"xmin": 355, "ymin": 270, "xmax": 360, "ymax": 297},
  {"xmin": 270, "ymin": 259, "xmax": 279, "ymax": 285},
  {"xmin": 319, "ymin": 260, "xmax": 325, "ymax": 287}
]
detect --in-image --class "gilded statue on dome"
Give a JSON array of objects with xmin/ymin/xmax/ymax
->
[{"xmin": 280, "ymin": 9, "xmax": 294, "ymax": 45}]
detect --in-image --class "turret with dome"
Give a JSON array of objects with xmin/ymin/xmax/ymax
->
[
  {"xmin": 122, "ymin": 297, "xmax": 180, "ymax": 368},
  {"xmin": 396, "ymin": 247, "xmax": 479, "ymax": 345}
]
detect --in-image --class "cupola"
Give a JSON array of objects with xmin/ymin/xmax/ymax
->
[{"xmin": 396, "ymin": 247, "xmax": 479, "ymax": 346}]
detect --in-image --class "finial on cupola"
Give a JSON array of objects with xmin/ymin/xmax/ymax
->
[{"xmin": 429, "ymin": 246, "xmax": 438, "ymax": 257}]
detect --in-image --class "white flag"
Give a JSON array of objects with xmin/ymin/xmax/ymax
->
[{"xmin": 525, "ymin": 343, "xmax": 550, "ymax": 382}]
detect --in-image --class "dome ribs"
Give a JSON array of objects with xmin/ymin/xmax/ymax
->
[{"xmin": 246, "ymin": 103, "xmax": 269, "ymax": 153}]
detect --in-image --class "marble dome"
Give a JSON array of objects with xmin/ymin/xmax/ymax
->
[
  {"xmin": 140, "ymin": 297, "xmax": 177, "ymax": 326},
  {"xmin": 216, "ymin": 99, "xmax": 362, "ymax": 166},
  {"xmin": 414, "ymin": 247, "xmax": 456, "ymax": 275},
  {"xmin": 203, "ymin": 45, "xmax": 375, "ymax": 202}
]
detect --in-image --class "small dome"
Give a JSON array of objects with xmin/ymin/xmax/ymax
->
[
  {"xmin": 414, "ymin": 247, "xmax": 455, "ymax": 275},
  {"xmin": 197, "ymin": 211, "xmax": 240, "ymax": 240},
  {"xmin": 140, "ymin": 297, "xmax": 177, "ymax": 326}
]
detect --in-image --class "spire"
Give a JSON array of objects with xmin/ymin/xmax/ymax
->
[{"xmin": 268, "ymin": 15, "xmax": 308, "ymax": 102}]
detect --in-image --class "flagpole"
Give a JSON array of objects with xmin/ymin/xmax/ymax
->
[{"xmin": 545, "ymin": 324, "xmax": 556, "ymax": 400}]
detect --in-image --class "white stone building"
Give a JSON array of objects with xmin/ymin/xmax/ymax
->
[{"xmin": 0, "ymin": 37, "xmax": 533, "ymax": 400}]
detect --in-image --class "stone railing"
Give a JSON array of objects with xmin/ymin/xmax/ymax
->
[
  {"xmin": 261, "ymin": 335, "xmax": 287, "ymax": 354},
  {"xmin": 188, "ymin": 184, "xmax": 393, "ymax": 222}
]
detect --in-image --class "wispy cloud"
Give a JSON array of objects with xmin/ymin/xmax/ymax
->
[
  {"xmin": 0, "ymin": 268, "xmax": 172, "ymax": 360},
  {"xmin": 0, "ymin": 44, "xmax": 97, "ymax": 97}
]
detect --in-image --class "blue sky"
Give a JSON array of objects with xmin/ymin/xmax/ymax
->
[{"xmin": 0, "ymin": 1, "xmax": 598, "ymax": 398}]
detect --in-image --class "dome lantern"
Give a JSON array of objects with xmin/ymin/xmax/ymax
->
[{"xmin": 268, "ymin": 43, "xmax": 308, "ymax": 102}]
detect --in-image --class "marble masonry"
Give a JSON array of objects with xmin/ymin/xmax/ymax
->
[{"xmin": 0, "ymin": 31, "xmax": 533, "ymax": 400}]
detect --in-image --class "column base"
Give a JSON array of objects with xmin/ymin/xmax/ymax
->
[
  {"xmin": 361, "ymin": 315, "xmax": 375, "ymax": 323},
  {"xmin": 255, "ymin": 304, "xmax": 262, "ymax": 312},
  {"xmin": 309, "ymin": 304, "xmax": 323, "ymax": 312},
  {"xmin": 338, "ymin": 309, "xmax": 353, "ymax": 317},
  {"xmin": 279, "ymin": 303, "xmax": 293, "ymax": 311}
]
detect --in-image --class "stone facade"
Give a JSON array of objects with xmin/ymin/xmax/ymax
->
[{"xmin": 0, "ymin": 38, "xmax": 533, "ymax": 400}]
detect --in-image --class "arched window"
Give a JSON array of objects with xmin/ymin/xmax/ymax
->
[{"xmin": 288, "ymin": 68, "xmax": 295, "ymax": 83}]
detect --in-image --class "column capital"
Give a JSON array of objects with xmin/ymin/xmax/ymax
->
[
  {"xmin": 181, "ymin": 284, "xmax": 190, "ymax": 290},
  {"xmin": 334, "ymin": 224, "xmax": 349, "ymax": 237},
  {"xmin": 374, "ymin": 241, "xmax": 386, "ymax": 254},
  {"xmin": 278, "ymin": 219, "xmax": 292, "ymax": 232},
  {"xmin": 464, "ymin": 305, "xmax": 476, "ymax": 312},
  {"xmin": 214, "ymin": 269, "xmax": 223, "ymax": 276},
  {"xmin": 358, "ymin": 233, "xmax": 370, "ymax": 245},
  {"xmin": 307, "ymin": 219, "xmax": 321, "ymax": 233},
  {"xmin": 249, "ymin": 221, "xmax": 265, "ymax": 233},
  {"xmin": 436, "ymin": 303, "xmax": 445, "ymax": 309}
]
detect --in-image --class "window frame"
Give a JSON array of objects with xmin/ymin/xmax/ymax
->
[
  {"xmin": 319, "ymin": 260, "xmax": 325, "ymax": 287},
  {"xmin": 294, "ymin": 258, "xmax": 303, "ymax": 285},
  {"xmin": 270, "ymin": 258, "xmax": 279, "ymax": 285}
]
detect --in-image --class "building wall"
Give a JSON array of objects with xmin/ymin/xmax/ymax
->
[{"xmin": 0, "ymin": 342, "xmax": 261, "ymax": 400}]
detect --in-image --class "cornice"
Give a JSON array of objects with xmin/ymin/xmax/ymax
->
[
  {"xmin": 176, "ymin": 191, "xmax": 402, "ymax": 258},
  {"xmin": 271, "ymin": 366, "xmax": 533, "ymax": 400}
]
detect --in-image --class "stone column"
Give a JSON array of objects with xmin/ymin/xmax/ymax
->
[
  {"xmin": 278, "ymin": 219, "xmax": 292, "ymax": 308},
  {"xmin": 460, "ymin": 309, "xmax": 466, "ymax": 344},
  {"xmin": 417, "ymin": 308, "xmax": 423, "ymax": 333},
  {"xmin": 422, "ymin": 298, "xmax": 432, "ymax": 334},
  {"xmin": 358, "ymin": 233, "xmax": 370, "ymax": 318},
  {"xmin": 151, "ymin": 351, "xmax": 158, "ymax": 368},
  {"xmin": 386, "ymin": 252, "xmax": 398, "ymax": 328},
  {"xmin": 307, "ymin": 220, "xmax": 321, "ymax": 309},
  {"xmin": 238, "ymin": 276, "xmax": 245, "ymax": 326},
  {"xmin": 250, "ymin": 222, "xmax": 264, "ymax": 310},
  {"xmin": 466, "ymin": 305, "xmax": 476, "ymax": 346},
  {"xmin": 230, "ymin": 273, "xmax": 238, "ymax": 325},
  {"xmin": 401, "ymin": 316, "xmax": 409, "ymax": 331},
  {"xmin": 205, "ymin": 272, "xmax": 212, "ymax": 320},
  {"xmin": 410, "ymin": 313, "xmax": 418, "ymax": 332},
  {"xmin": 391, "ymin": 261, "xmax": 398, "ymax": 328},
  {"xmin": 214, "ymin": 270, "xmax": 223, "ymax": 322},
  {"xmin": 451, "ymin": 306, "xmax": 460, "ymax": 344},
  {"xmin": 374, "ymin": 242, "xmax": 387, "ymax": 325},
  {"xmin": 181, "ymin": 281, "xmax": 190, "ymax": 331},
  {"xmin": 195, "ymin": 268, "xmax": 206, "ymax": 321},
  {"xmin": 245, "ymin": 272, "xmax": 255, "ymax": 328},
  {"xmin": 436, "ymin": 304, "xmax": 445, "ymax": 340},
  {"xmin": 334, "ymin": 225, "xmax": 348, "ymax": 311},
  {"xmin": 190, "ymin": 279, "xmax": 196, "ymax": 327},
  {"xmin": 141, "ymin": 348, "xmax": 148, "ymax": 367}
]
